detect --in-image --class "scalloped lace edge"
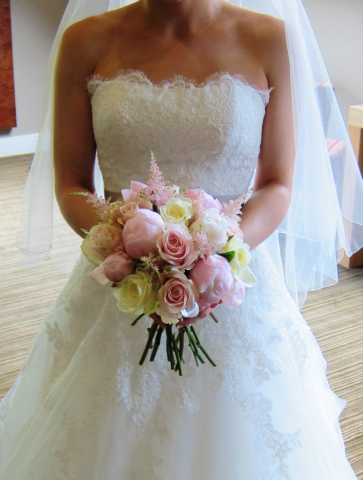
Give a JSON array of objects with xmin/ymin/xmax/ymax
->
[{"xmin": 86, "ymin": 68, "xmax": 274, "ymax": 102}]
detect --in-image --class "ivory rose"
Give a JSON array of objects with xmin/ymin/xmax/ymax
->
[
  {"xmin": 189, "ymin": 254, "xmax": 245, "ymax": 310},
  {"xmin": 156, "ymin": 271, "xmax": 198, "ymax": 325},
  {"xmin": 220, "ymin": 237, "xmax": 257, "ymax": 287},
  {"xmin": 184, "ymin": 189, "xmax": 222, "ymax": 215},
  {"xmin": 122, "ymin": 209, "xmax": 164, "ymax": 259},
  {"xmin": 156, "ymin": 223, "xmax": 198, "ymax": 270},
  {"xmin": 113, "ymin": 270, "xmax": 152, "ymax": 315},
  {"xmin": 190, "ymin": 208, "xmax": 228, "ymax": 253},
  {"xmin": 81, "ymin": 224, "xmax": 123, "ymax": 266},
  {"xmin": 160, "ymin": 197, "xmax": 194, "ymax": 224},
  {"xmin": 121, "ymin": 181, "xmax": 152, "ymax": 209}
]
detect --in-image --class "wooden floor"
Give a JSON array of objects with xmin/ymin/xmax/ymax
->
[{"xmin": 1, "ymin": 154, "xmax": 363, "ymax": 477}]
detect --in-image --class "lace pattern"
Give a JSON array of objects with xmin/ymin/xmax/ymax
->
[{"xmin": 87, "ymin": 69, "xmax": 272, "ymax": 195}]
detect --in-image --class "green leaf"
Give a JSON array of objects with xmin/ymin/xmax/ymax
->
[
  {"xmin": 218, "ymin": 251, "xmax": 235, "ymax": 262},
  {"xmin": 227, "ymin": 235, "xmax": 234, "ymax": 242}
]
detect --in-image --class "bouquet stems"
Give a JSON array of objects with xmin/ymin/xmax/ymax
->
[{"xmin": 133, "ymin": 314, "xmax": 216, "ymax": 374}]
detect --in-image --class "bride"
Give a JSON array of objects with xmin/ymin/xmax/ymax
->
[{"xmin": 0, "ymin": 0, "xmax": 361, "ymax": 479}]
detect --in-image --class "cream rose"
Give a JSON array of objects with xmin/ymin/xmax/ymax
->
[
  {"xmin": 190, "ymin": 208, "xmax": 228, "ymax": 253},
  {"xmin": 220, "ymin": 237, "xmax": 257, "ymax": 287},
  {"xmin": 113, "ymin": 271, "xmax": 152, "ymax": 315},
  {"xmin": 160, "ymin": 197, "xmax": 194, "ymax": 224},
  {"xmin": 81, "ymin": 224, "xmax": 123, "ymax": 266}
]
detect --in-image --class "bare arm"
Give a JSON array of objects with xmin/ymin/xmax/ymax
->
[
  {"xmin": 239, "ymin": 19, "xmax": 295, "ymax": 250},
  {"xmin": 54, "ymin": 19, "xmax": 103, "ymax": 237}
]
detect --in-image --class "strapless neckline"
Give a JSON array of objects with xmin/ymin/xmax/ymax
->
[{"xmin": 87, "ymin": 68, "xmax": 273, "ymax": 102}]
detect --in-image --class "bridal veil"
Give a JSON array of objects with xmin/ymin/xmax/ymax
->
[{"xmin": 15, "ymin": 0, "xmax": 363, "ymax": 307}]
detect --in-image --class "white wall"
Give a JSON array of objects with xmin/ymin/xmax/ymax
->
[
  {"xmin": 303, "ymin": 0, "xmax": 363, "ymax": 124},
  {"xmin": 1, "ymin": 0, "xmax": 67, "ymax": 139}
]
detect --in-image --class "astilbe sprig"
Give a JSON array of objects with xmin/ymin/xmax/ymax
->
[
  {"xmin": 191, "ymin": 225, "xmax": 214, "ymax": 259},
  {"xmin": 69, "ymin": 191, "xmax": 124, "ymax": 225},
  {"xmin": 220, "ymin": 190, "xmax": 250, "ymax": 223},
  {"xmin": 190, "ymin": 187, "xmax": 206, "ymax": 221},
  {"xmin": 139, "ymin": 251, "xmax": 171, "ymax": 283},
  {"xmin": 142, "ymin": 153, "xmax": 176, "ymax": 207}
]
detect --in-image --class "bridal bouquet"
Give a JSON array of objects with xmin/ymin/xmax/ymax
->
[{"xmin": 74, "ymin": 154, "xmax": 257, "ymax": 375}]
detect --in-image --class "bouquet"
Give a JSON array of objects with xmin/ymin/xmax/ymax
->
[{"xmin": 73, "ymin": 154, "xmax": 257, "ymax": 375}]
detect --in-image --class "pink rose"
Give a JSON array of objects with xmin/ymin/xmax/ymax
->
[
  {"xmin": 118, "ymin": 202, "xmax": 140, "ymax": 226},
  {"xmin": 189, "ymin": 254, "xmax": 245, "ymax": 310},
  {"xmin": 122, "ymin": 209, "xmax": 164, "ymax": 259},
  {"xmin": 81, "ymin": 224, "xmax": 123, "ymax": 266},
  {"xmin": 156, "ymin": 223, "xmax": 198, "ymax": 270},
  {"xmin": 156, "ymin": 271, "xmax": 198, "ymax": 324},
  {"xmin": 122, "ymin": 181, "xmax": 152, "ymax": 210},
  {"xmin": 184, "ymin": 189, "xmax": 222, "ymax": 215}
]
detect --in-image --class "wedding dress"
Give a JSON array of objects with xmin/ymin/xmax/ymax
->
[{"xmin": 0, "ymin": 70, "xmax": 358, "ymax": 480}]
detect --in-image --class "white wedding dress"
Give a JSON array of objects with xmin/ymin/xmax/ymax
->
[{"xmin": 0, "ymin": 70, "xmax": 358, "ymax": 480}]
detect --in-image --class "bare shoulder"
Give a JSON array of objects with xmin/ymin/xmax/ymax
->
[
  {"xmin": 226, "ymin": 6, "xmax": 289, "ymax": 84},
  {"xmin": 58, "ymin": 4, "xmax": 139, "ymax": 79}
]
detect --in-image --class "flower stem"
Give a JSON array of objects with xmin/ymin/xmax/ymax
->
[
  {"xmin": 131, "ymin": 313, "xmax": 145, "ymax": 326},
  {"xmin": 170, "ymin": 331, "xmax": 183, "ymax": 376},
  {"xmin": 139, "ymin": 321, "xmax": 158, "ymax": 365},
  {"xmin": 150, "ymin": 326, "xmax": 164, "ymax": 362},
  {"xmin": 166, "ymin": 325, "xmax": 175, "ymax": 370},
  {"xmin": 185, "ymin": 326, "xmax": 205, "ymax": 364},
  {"xmin": 209, "ymin": 312, "xmax": 219, "ymax": 323},
  {"xmin": 190, "ymin": 325, "xmax": 217, "ymax": 367}
]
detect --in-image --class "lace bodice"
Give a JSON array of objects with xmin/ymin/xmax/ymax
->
[{"xmin": 87, "ymin": 70, "xmax": 272, "ymax": 196}]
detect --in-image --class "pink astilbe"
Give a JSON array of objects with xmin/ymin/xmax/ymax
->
[
  {"xmin": 190, "ymin": 188, "xmax": 206, "ymax": 220},
  {"xmin": 220, "ymin": 191, "xmax": 249, "ymax": 223},
  {"xmin": 140, "ymin": 251, "xmax": 171, "ymax": 283},
  {"xmin": 191, "ymin": 228, "xmax": 214, "ymax": 259},
  {"xmin": 70, "ymin": 192, "xmax": 124, "ymax": 226},
  {"xmin": 142, "ymin": 153, "xmax": 175, "ymax": 207}
]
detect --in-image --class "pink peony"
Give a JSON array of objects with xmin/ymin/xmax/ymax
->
[
  {"xmin": 88, "ymin": 251, "xmax": 135, "ymax": 284},
  {"xmin": 189, "ymin": 254, "xmax": 245, "ymax": 310},
  {"xmin": 121, "ymin": 181, "xmax": 152, "ymax": 210},
  {"xmin": 122, "ymin": 209, "xmax": 164, "ymax": 259},
  {"xmin": 156, "ymin": 271, "xmax": 198, "ymax": 325},
  {"xmin": 184, "ymin": 189, "xmax": 222, "ymax": 216},
  {"xmin": 103, "ymin": 251, "xmax": 135, "ymax": 281},
  {"xmin": 156, "ymin": 223, "xmax": 198, "ymax": 270}
]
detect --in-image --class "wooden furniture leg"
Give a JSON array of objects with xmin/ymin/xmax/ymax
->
[{"xmin": 339, "ymin": 105, "xmax": 363, "ymax": 268}]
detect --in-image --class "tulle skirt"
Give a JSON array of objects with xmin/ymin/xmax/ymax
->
[{"xmin": 0, "ymin": 241, "xmax": 358, "ymax": 480}]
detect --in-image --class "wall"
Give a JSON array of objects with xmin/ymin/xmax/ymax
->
[
  {"xmin": 0, "ymin": 0, "xmax": 67, "ymax": 140},
  {"xmin": 303, "ymin": 0, "xmax": 363, "ymax": 124}
]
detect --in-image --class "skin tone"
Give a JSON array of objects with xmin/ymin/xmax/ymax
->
[{"xmin": 54, "ymin": 0, "xmax": 295, "ymax": 251}]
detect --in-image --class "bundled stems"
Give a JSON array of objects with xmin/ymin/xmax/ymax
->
[{"xmin": 135, "ymin": 314, "xmax": 217, "ymax": 373}]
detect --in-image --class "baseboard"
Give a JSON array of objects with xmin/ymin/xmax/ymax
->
[{"xmin": 0, "ymin": 133, "xmax": 38, "ymax": 158}]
